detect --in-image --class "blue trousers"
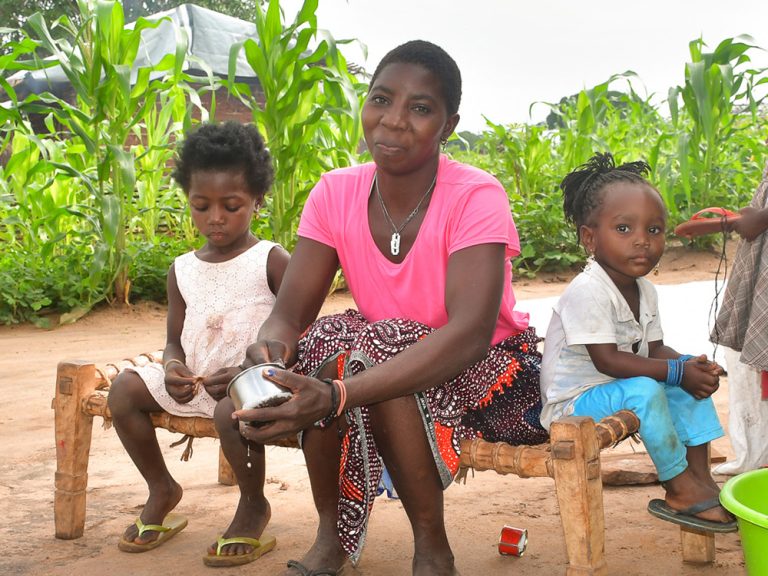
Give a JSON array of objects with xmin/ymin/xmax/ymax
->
[{"xmin": 572, "ymin": 377, "xmax": 724, "ymax": 481}]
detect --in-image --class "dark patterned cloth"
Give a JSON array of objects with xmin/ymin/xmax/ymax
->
[
  {"xmin": 711, "ymin": 161, "xmax": 768, "ymax": 370},
  {"xmin": 293, "ymin": 310, "xmax": 547, "ymax": 561}
]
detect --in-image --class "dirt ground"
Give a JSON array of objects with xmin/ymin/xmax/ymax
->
[{"xmin": 0, "ymin": 245, "xmax": 750, "ymax": 576}]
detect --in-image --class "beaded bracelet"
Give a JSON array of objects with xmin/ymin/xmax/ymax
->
[
  {"xmin": 317, "ymin": 378, "xmax": 340, "ymax": 428},
  {"xmin": 666, "ymin": 355, "xmax": 695, "ymax": 387}
]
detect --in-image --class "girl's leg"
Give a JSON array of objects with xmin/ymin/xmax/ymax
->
[
  {"xmin": 572, "ymin": 378, "xmax": 730, "ymax": 523},
  {"xmin": 369, "ymin": 395, "xmax": 458, "ymax": 576},
  {"xmin": 209, "ymin": 397, "xmax": 270, "ymax": 557},
  {"xmin": 108, "ymin": 371, "xmax": 183, "ymax": 544}
]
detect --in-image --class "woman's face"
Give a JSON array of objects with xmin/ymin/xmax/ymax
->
[{"xmin": 362, "ymin": 62, "xmax": 459, "ymax": 175}]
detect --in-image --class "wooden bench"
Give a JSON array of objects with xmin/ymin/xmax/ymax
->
[{"xmin": 52, "ymin": 353, "xmax": 716, "ymax": 575}]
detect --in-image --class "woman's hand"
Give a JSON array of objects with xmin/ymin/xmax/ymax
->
[
  {"xmin": 201, "ymin": 366, "xmax": 241, "ymax": 401},
  {"xmin": 164, "ymin": 362, "xmax": 198, "ymax": 404},
  {"xmin": 243, "ymin": 339, "xmax": 291, "ymax": 369},
  {"xmin": 680, "ymin": 354, "xmax": 722, "ymax": 399},
  {"xmin": 233, "ymin": 369, "xmax": 334, "ymax": 444}
]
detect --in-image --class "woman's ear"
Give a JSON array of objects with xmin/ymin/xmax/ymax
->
[
  {"xmin": 443, "ymin": 113, "xmax": 460, "ymax": 141},
  {"xmin": 579, "ymin": 224, "xmax": 595, "ymax": 255}
]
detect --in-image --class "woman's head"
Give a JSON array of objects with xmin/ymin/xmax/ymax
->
[
  {"xmin": 363, "ymin": 41, "xmax": 461, "ymax": 174},
  {"xmin": 370, "ymin": 40, "xmax": 462, "ymax": 117},
  {"xmin": 172, "ymin": 121, "xmax": 274, "ymax": 202},
  {"xmin": 562, "ymin": 152, "xmax": 667, "ymax": 280}
]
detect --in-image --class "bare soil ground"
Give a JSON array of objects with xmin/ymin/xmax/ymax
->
[{"xmin": 0, "ymin": 245, "xmax": 747, "ymax": 575}]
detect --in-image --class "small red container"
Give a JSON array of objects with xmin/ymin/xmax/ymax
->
[{"xmin": 498, "ymin": 525, "xmax": 527, "ymax": 557}]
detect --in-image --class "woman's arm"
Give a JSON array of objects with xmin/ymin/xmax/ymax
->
[
  {"xmin": 246, "ymin": 237, "xmax": 340, "ymax": 367},
  {"xmin": 240, "ymin": 242, "xmax": 506, "ymax": 441}
]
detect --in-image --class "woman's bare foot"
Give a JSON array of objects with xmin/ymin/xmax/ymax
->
[
  {"xmin": 122, "ymin": 478, "xmax": 183, "ymax": 545},
  {"xmin": 206, "ymin": 495, "xmax": 271, "ymax": 557},
  {"xmin": 664, "ymin": 469, "xmax": 731, "ymax": 523},
  {"xmin": 282, "ymin": 533, "xmax": 348, "ymax": 575}
]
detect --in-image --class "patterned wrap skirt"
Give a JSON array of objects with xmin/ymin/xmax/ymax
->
[{"xmin": 292, "ymin": 310, "xmax": 547, "ymax": 562}]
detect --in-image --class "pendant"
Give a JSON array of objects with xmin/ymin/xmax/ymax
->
[{"xmin": 390, "ymin": 232, "xmax": 401, "ymax": 256}]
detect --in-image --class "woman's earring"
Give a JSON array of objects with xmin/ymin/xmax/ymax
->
[
  {"xmin": 440, "ymin": 137, "xmax": 447, "ymax": 150},
  {"xmin": 653, "ymin": 264, "xmax": 660, "ymax": 276}
]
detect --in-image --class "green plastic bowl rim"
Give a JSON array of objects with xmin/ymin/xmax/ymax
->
[{"xmin": 719, "ymin": 468, "xmax": 768, "ymax": 528}]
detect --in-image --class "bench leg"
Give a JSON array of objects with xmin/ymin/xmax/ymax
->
[
  {"xmin": 551, "ymin": 416, "xmax": 608, "ymax": 576},
  {"xmin": 54, "ymin": 361, "xmax": 98, "ymax": 539},
  {"xmin": 680, "ymin": 527, "xmax": 715, "ymax": 563},
  {"xmin": 218, "ymin": 447, "xmax": 237, "ymax": 486}
]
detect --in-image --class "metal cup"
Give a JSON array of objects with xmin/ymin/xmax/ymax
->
[
  {"xmin": 498, "ymin": 525, "xmax": 527, "ymax": 557},
  {"xmin": 227, "ymin": 363, "xmax": 292, "ymax": 423}
]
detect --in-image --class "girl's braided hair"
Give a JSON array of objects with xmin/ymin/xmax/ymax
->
[{"xmin": 561, "ymin": 152, "xmax": 653, "ymax": 232}]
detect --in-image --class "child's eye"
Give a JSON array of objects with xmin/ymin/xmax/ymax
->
[
  {"xmin": 226, "ymin": 205, "xmax": 242, "ymax": 213},
  {"xmin": 191, "ymin": 204, "xmax": 208, "ymax": 212},
  {"xmin": 412, "ymin": 104, "xmax": 430, "ymax": 114},
  {"xmin": 649, "ymin": 225, "xmax": 664, "ymax": 234},
  {"xmin": 616, "ymin": 224, "xmax": 630, "ymax": 233}
]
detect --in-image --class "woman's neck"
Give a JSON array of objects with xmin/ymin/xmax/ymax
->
[{"xmin": 374, "ymin": 157, "xmax": 441, "ymax": 210}]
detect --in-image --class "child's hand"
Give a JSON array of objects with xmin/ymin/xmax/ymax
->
[
  {"xmin": 201, "ymin": 366, "xmax": 241, "ymax": 401},
  {"xmin": 164, "ymin": 362, "xmax": 198, "ymax": 404},
  {"xmin": 680, "ymin": 354, "xmax": 721, "ymax": 399}
]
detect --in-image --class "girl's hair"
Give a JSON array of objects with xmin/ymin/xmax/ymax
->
[
  {"xmin": 370, "ymin": 40, "xmax": 462, "ymax": 116},
  {"xmin": 561, "ymin": 152, "xmax": 655, "ymax": 230},
  {"xmin": 172, "ymin": 122, "xmax": 274, "ymax": 200}
]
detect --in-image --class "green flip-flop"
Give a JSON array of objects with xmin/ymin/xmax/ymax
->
[
  {"xmin": 118, "ymin": 513, "xmax": 188, "ymax": 552},
  {"xmin": 202, "ymin": 533, "xmax": 277, "ymax": 567}
]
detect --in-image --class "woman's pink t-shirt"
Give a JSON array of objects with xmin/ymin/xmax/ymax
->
[{"xmin": 298, "ymin": 155, "xmax": 529, "ymax": 344}]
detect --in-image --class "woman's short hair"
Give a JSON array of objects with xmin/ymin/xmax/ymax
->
[{"xmin": 370, "ymin": 40, "xmax": 462, "ymax": 116}]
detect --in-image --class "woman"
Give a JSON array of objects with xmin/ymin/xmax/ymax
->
[{"xmin": 229, "ymin": 40, "xmax": 546, "ymax": 575}]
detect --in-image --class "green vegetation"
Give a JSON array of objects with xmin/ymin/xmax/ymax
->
[{"xmin": 1, "ymin": 0, "xmax": 766, "ymax": 324}]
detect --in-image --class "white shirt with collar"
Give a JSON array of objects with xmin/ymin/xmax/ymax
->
[{"xmin": 539, "ymin": 260, "xmax": 664, "ymax": 429}]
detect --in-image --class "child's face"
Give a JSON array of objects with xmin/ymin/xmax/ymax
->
[
  {"xmin": 580, "ymin": 182, "xmax": 666, "ymax": 286},
  {"xmin": 187, "ymin": 170, "xmax": 258, "ymax": 252}
]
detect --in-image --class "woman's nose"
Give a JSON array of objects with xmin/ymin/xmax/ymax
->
[{"xmin": 381, "ymin": 106, "xmax": 407, "ymax": 129}]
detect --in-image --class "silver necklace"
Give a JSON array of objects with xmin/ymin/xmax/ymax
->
[{"xmin": 373, "ymin": 172, "xmax": 437, "ymax": 256}]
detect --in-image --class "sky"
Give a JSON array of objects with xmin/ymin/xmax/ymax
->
[{"xmin": 282, "ymin": 0, "xmax": 768, "ymax": 133}]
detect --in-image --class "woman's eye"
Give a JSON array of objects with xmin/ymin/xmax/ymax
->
[{"xmin": 370, "ymin": 95, "xmax": 388, "ymax": 105}]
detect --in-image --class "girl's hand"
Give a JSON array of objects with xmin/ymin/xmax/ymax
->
[
  {"xmin": 680, "ymin": 355, "xmax": 720, "ymax": 399},
  {"xmin": 201, "ymin": 366, "xmax": 241, "ymax": 401},
  {"xmin": 234, "ymin": 369, "xmax": 334, "ymax": 444},
  {"xmin": 164, "ymin": 362, "xmax": 198, "ymax": 404}
]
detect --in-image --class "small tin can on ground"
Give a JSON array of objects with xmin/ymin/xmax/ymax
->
[{"xmin": 498, "ymin": 525, "xmax": 527, "ymax": 557}]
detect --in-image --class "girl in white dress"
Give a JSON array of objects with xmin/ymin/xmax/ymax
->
[{"xmin": 109, "ymin": 122, "xmax": 289, "ymax": 566}]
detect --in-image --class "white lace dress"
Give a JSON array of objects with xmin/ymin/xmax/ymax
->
[{"xmin": 128, "ymin": 241, "xmax": 278, "ymax": 417}]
